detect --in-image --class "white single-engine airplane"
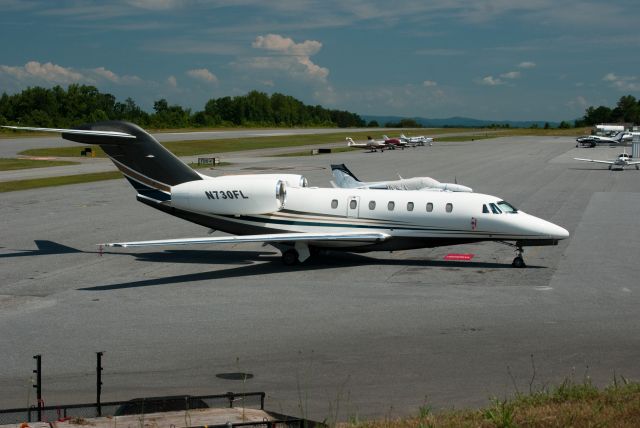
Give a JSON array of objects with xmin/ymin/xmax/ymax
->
[
  {"xmin": 4, "ymin": 122, "xmax": 569, "ymax": 268},
  {"xmin": 399, "ymin": 134, "xmax": 433, "ymax": 146},
  {"xmin": 573, "ymin": 150, "xmax": 640, "ymax": 171},
  {"xmin": 346, "ymin": 137, "xmax": 387, "ymax": 152},
  {"xmin": 330, "ymin": 164, "xmax": 473, "ymax": 192}
]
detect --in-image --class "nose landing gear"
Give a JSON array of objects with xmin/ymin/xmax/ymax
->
[
  {"xmin": 512, "ymin": 244, "xmax": 526, "ymax": 268},
  {"xmin": 500, "ymin": 241, "xmax": 527, "ymax": 268}
]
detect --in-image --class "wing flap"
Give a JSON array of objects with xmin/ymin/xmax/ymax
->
[{"xmin": 103, "ymin": 231, "xmax": 391, "ymax": 248}]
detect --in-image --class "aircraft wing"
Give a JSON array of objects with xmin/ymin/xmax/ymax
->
[
  {"xmin": 573, "ymin": 158, "xmax": 614, "ymax": 164},
  {"xmin": 2, "ymin": 125, "xmax": 136, "ymax": 139},
  {"xmin": 103, "ymin": 231, "xmax": 391, "ymax": 248}
]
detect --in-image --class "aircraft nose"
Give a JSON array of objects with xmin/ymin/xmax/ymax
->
[
  {"xmin": 523, "ymin": 214, "xmax": 570, "ymax": 240},
  {"xmin": 539, "ymin": 219, "xmax": 570, "ymax": 240},
  {"xmin": 550, "ymin": 224, "xmax": 570, "ymax": 240}
]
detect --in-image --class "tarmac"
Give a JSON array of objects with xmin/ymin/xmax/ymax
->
[{"xmin": 1, "ymin": 135, "xmax": 639, "ymax": 421}]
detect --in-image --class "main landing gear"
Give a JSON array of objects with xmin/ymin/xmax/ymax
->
[
  {"xmin": 282, "ymin": 249, "xmax": 299, "ymax": 266},
  {"xmin": 280, "ymin": 242, "xmax": 311, "ymax": 266}
]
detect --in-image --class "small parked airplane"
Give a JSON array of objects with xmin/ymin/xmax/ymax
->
[
  {"xmin": 381, "ymin": 135, "xmax": 409, "ymax": 149},
  {"xmin": 346, "ymin": 137, "xmax": 387, "ymax": 152},
  {"xmin": 3, "ymin": 122, "xmax": 569, "ymax": 268},
  {"xmin": 400, "ymin": 134, "xmax": 433, "ymax": 146},
  {"xmin": 575, "ymin": 131, "xmax": 632, "ymax": 147},
  {"xmin": 574, "ymin": 150, "xmax": 640, "ymax": 171},
  {"xmin": 330, "ymin": 164, "xmax": 472, "ymax": 192}
]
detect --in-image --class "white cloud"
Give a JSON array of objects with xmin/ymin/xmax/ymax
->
[
  {"xmin": 478, "ymin": 76, "xmax": 504, "ymax": 86},
  {"xmin": 167, "ymin": 75, "xmax": 177, "ymax": 87},
  {"xmin": 518, "ymin": 61, "xmax": 536, "ymax": 69},
  {"xmin": 0, "ymin": 61, "xmax": 145, "ymax": 87},
  {"xmin": 0, "ymin": 61, "xmax": 84, "ymax": 84},
  {"xmin": 186, "ymin": 68, "xmax": 218, "ymax": 84},
  {"xmin": 603, "ymin": 73, "xmax": 639, "ymax": 91},
  {"xmin": 90, "ymin": 66, "xmax": 141, "ymax": 84},
  {"xmin": 423, "ymin": 80, "xmax": 438, "ymax": 87},
  {"xmin": 249, "ymin": 34, "xmax": 329, "ymax": 83},
  {"xmin": 500, "ymin": 71, "xmax": 520, "ymax": 79}
]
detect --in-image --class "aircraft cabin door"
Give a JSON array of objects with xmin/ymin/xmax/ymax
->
[{"xmin": 347, "ymin": 196, "xmax": 360, "ymax": 218}]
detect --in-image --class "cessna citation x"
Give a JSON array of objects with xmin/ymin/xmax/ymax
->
[{"xmin": 3, "ymin": 121, "xmax": 569, "ymax": 268}]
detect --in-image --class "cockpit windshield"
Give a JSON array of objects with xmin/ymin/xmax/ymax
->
[{"xmin": 497, "ymin": 200, "xmax": 518, "ymax": 213}]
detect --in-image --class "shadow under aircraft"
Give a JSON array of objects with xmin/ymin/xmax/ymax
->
[
  {"xmin": 0, "ymin": 240, "xmax": 82, "ymax": 259},
  {"xmin": 79, "ymin": 250, "xmax": 540, "ymax": 292}
]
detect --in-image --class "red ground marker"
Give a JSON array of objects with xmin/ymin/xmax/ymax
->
[{"xmin": 444, "ymin": 253, "xmax": 475, "ymax": 261}]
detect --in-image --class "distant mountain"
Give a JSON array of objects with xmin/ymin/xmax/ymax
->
[{"xmin": 361, "ymin": 115, "xmax": 560, "ymax": 128}]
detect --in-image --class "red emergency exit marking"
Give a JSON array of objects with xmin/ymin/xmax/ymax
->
[{"xmin": 444, "ymin": 253, "xmax": 475, "ymax": 261}]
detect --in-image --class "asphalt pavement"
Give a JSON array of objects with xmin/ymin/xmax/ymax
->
[{"xmin": 1, "ymin": 136, "xmax": 638, "ymax": 421}]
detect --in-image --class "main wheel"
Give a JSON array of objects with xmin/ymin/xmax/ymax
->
[
  {"xmin": 512, "ymin": 256, "xmax": 526, "ymax": 268},
  {"xmin": 282, "ymin": 249, "xmax": 299, "ymax": 266}
]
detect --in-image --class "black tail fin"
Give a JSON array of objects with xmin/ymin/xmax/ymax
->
[{"xmin": 63, "ymin": 121, "xmax": 201, "ymax": 201}]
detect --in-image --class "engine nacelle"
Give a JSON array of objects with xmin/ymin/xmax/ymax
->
[
  {"xmin": 206, "ymin": 174, "xmax": 308, "ymax": 188},
  {"xmin": 171, "ymin": 177, "xmax": 286, "ymax": 215}
]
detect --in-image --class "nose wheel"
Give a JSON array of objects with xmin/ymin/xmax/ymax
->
[{"xmin": 512, "ymin": 245, "xmax": 526, "ymax": 268}]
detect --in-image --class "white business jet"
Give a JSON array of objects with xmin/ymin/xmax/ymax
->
[
  {"xmin": 330, "ymin": 164, "xmax": 472, "ymax": 192},
  {"xmin": 4, "ymin": 122, "xmax": 569, "ymax": 268},
  {"xmin": 574, "ymin": 149, "xmax": 640, "ymax": 171}
]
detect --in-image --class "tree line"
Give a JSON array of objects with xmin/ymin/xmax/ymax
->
[
  {"xmin": 577, "ymin": 94, "xmax": 640, "ymax": 126},
  {"xmin": 0, "ymin": 85, "xmax": 365, "ymax": 128}
]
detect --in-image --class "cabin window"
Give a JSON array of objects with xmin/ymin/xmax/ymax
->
[
  {"xmin": 489, "ymin": 203, "xmax": 502, "ymax": 214},
  {"xmin": 407, "ymin": 202, "xmax": 414, "ymax": 211},
  {"xmin": 482, "ymin": 204, "xmax": 490, "ymax": 214},
  {"xmin": 497, "ymin": 200, "xmax": 517, "ymax": 213},
  {"xmin": 349, "ymin": 199, "xmax": 357, "ymax": 209},
  {"xmin": 331, "ymin": 199, "xmax": 338, "ymax": 209},
  {"xmin": 426, "ymin": 202, "xmax": 433, "ymax": 212},
  {"xmin": 368, "ymin": 201, "xmax": 376, "ymax": 210},
  {"xmin": 388, "ymin": 201, "xmax": 395, "ymax": 211},
  {"xmin": 446, "ymin": 203, "xmax": 453, "ymax": 213}
]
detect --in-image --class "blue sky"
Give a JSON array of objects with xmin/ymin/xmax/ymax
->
[{"xmin": 1, "ymin": 0, "xmax": 638, "ymax": 121}]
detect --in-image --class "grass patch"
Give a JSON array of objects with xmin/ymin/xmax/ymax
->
[
  {"xmin": 20, "ymin": 145, "xmax": 107, "ymax": 158},
  {"xmin": 0, "ymin": 171, "xmax": 122, "ymax": 193},
  {"xmin": 0, "ymin": 158, "xmax": 78, "ymax": 171},
  {"xmin": 339, "ymin": 379, "xmax": 640, "ymax": 428}
]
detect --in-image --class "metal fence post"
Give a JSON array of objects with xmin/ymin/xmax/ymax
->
[
  {"xmin": 33, "ymin": 355, "xmax": 42, "ymax": 421},
  {"xmin": 96, "ymin": 352, "xmax": 104, "ymax": 417}
]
